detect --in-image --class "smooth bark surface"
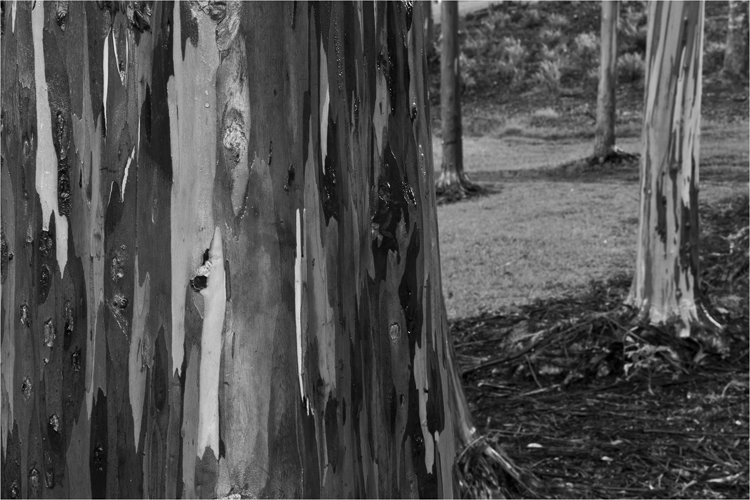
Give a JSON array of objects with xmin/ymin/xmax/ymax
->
[
  {"xmin": 722, "ymin": 0, "xmax": 749, "ymax": 79},
  {"xmin": 593, "ymin": 0, "xmax": 619, "ymax": 161},
  {"xmin": 436, "ymin": 0, "xmax": 476, "ymax": 201},
  {"xmin": 0, "ymin": 2, "xmax": 504, "ymax": 497},
  {"xmin": 628, "ymin": 1, "xmax": 721, "ymax": 341}
]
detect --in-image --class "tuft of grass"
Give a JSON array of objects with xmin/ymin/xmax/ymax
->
[
  {"xmin": 460, "ymin": 52, "xmax": 479, "ymax": 92},
  {"xmin": 495, "ymin": 37, "xmax": 528, "ymax": 87},
  {"xmin": 617, "ymin": 52, "xmax": 645, "ymax": 82},
  {"xmin": 546, "ymin": 12, "xmax": 570, "ymax": 29},
  {"xmin": 570, "ymin": 32, "xmax": 600, "ymax": 72},
  {"xmin": 483, "ymin": 10, "xmax": 512, "ymax": 31},
  {"xmin": 519, "ymin": 8, "xmax": 543, "ymax": 29},
  {"xmin": 539, "ymin": 27, "xmax": 563, "ymax": 47},
  {"xmin": 532, "ymin": 107, "xmax": 560, "ymax": 119},
  {"xmin": 531, "ymin": 60, "xmax": 562, "ymax": 93}
]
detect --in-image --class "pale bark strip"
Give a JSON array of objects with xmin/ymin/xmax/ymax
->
[
  {"xmin": 32, "ymin": 2, "xmax": 70, "ymax": 274},
  {"xmin": 167, "ymin": 2, "xmax": 220, "ymax": 377},
  {"xmin": 593, "ymin": 0, "xmax": 619, "ymax": 160},
  {"xmin": 128, "ymin": 256, "xmax": 150, "ymax": 451},
  {"xmin": 629, "ymin": 1, "xmax": 720, "ymax": 337},
  {"xmin": 197, "ymin": 228, "xmax": 226, "ymax": 460}
]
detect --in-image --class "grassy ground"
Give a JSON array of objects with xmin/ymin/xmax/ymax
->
[{"xmin": 435, "ymin": 120, "xmax": 748, "ymax": 319}]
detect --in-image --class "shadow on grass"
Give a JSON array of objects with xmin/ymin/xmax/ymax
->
[
  {"xmin": 435, "ymin": 182, "xmax": 503, "ymax": 206},
  {"xmin": 466, "ymin": 156, "xmax": 749, "ymax": 185}
]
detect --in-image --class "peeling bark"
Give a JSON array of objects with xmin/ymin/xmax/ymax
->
[
  {"xmin": 1, "ymin": 1, "xmax": 524, "ymax": 497},
  {"xmin": 627, "ymin": 1, "xmax": 723, "ymax": 348}
]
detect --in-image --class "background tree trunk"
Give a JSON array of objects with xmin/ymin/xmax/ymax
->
[
  {"xmin": 436, "ymin": 0, "xmax": 477, "ymax": 202},
  {"xmin": 722, "ymin": 0, "xmax": 749, "ymax": 80},
  {"xmin": 627, "ymin": 1, "xmax": 722, "ymax": 346},
  {"xmin": 593, "ymin": 0, "xmax": 619, "ymax": 162},
  {"xmin": 1, "ymin": 1, "xmax": 531, "ymax": 497},
  {"xmin": 425, "ymin": 0, "xmax": 435, "ymax": 60}
]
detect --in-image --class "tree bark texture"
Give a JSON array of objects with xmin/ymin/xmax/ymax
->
[
  {"xmin": 436, "ymin": 0, "xmax": 475, "ymax": 200},
  {"xmin": 593, "ymin": 0, "xmax": 619, "ymax": 161},
  {"xmin": 1, "ymin": 1, "xmax": 481, "ymax": 497},
  {"xmin": 723, "ymin": 0, "xmax": 749, "ymax": 79},
  {"xmin": 628, "ymin": 1, "xmax": 721, "ymax": 339}
]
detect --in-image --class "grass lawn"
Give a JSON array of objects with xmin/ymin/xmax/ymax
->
[{"xmin": 435, "ymin": 120, "xmax": 749, "ymax": 319}]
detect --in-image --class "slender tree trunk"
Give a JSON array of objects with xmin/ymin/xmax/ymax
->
[
  {"xmin": 436, "ymin": 0, "xmax": 477, "ymax": 202},
  {"xmin": 1, "ymin": 1, "xmax": 531, "ymax": 497},
  {"xmin": 627, "ymin": 1, "xmax": 723, "ymax": 347},
  {"xmin": 593, "ymin": 0, "xmax": 619, "ymax": 162},
  {"xmin": 425, "ymin": 1, "xmax": 435, "ymax": 60},
  {"xmin": 722, "ymin": 0, "xmax": 749, "ymax": 80}
]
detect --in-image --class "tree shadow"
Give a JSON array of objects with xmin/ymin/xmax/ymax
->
[
  {"xmin": 435, "ymin": 182, "xmax": 502, "ymax": 206},
  {"xmin": 464, "ymin": 155, "xmax": 749, "ymax": 185}
]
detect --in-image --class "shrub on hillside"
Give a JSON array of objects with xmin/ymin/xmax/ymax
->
[
  {"xmin": 618, "ymin": 4, "xmax": 648, "ymax": 55},
  {"xmin": 539, "ymin": 27, "xmax": 563, "ymax": 47},
  {"xmin": 463, "ymin": 28, "xmax": 490, "ymax": 58},
  {"xmin": 459, "ymin": 53, "xmax": 479, "ymax": 91},
  {"xmin": 531, "ymin": 60, "xmax": 562, "ymax": 93},
  {"xmin": 520, "ymin": 8, "xmax": 543, "ymax": 29},
  {"xmin": 546, "ymin": 13, "xmax": 570, "ymax": 29},
  {"xmin": 570, "ymin": 33, "xmax": 600, "ymax": 74},
  {"xmin": 703, "ymin": 41, "xmax": 726, "ymax": 75},
  {"xmin": 484, "ymin": 10, "xmax": 511, "ymax": 31},
  {"xmin": 496, "ymin": 37, "xmax": 528, "ymax": 87},
  {"xmin": 617, "ymin": 52, "xmax": 645, "ymax": 82}
]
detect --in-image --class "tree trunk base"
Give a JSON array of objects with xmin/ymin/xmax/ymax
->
[
  {"xmin": 454, "ymin": 436, "xmax": 541, "ymax": 499},
  {"xmin": 435, "ymin": 171, "xmax": 483, "ymax": 205},
  {"xmin": 588, "ymin": 147, "xmax": 638, "ymax": 166},
  {"xmin": 625, "ymin": 299, "xmax": 729, "ymax": 357}
]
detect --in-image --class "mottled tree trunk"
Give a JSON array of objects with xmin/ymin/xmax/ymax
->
[
  {"xmin": 1, "ymin": 1, "xmax": 529, "ymax": 498},
  {"xmin": 436, "ymin": 0, "xmax": 477, "ymax": 202},
  {"xmin": 722, "ymin": 0, "xmax": 749, "ymax": 80},
  {"xmin": 593, "ymin": 0, "xmax": 619, "ymax": 162},
  {"xmin": 627, "ymin": 1, "xmax": 722, "ymax": 345}
]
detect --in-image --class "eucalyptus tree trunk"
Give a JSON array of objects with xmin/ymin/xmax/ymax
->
[
  {"xmin": 722, "ymin": 0, "xmax": 749, "ymax": 79},
  {"xmin": 436, "ymin": 0, "xmax": 477, "ymax": 202},
  {"xmin": 1, "ymin": 1, "xmax": 531, "ymax": 498},
  {"xmin": 592, "ymin": 0, "xmax": 619, "ymax": 162},
  {"xmin": 628, "ymin": 1, "xmax": 723, "ymax": 347},
  {"xmin": 425, "ymin": 0, "xmax": 434, "ymax": 59}
]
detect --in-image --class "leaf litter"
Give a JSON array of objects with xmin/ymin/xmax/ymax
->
[{"xmin": 453, "ymin": 193, "xmax": 749, "ymax": 499}]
